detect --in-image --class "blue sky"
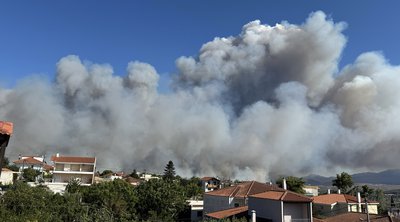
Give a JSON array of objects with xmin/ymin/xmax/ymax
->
[{"xmin": 1, "ymin": 1, "xmax": 399, "ymax": 91}]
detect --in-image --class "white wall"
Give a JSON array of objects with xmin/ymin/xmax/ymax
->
[
  {"xmin": 283, "ymin": 202, "xmax": 311, "ymax": 221},
  {"xmin": 248, "ymin": 197, "xmax": 282, "ymax": 222},
  {"xmin": 0, "ymin": 170, "xmax": 14, "ymax": 185}
]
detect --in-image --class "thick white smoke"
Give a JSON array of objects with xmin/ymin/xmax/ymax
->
[{"xmin": 1, "ymin": 11, "xmax": 400, "ymax": 180}]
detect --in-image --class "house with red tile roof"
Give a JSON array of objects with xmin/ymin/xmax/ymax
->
[
  {"xmin": 51, "ymin": 153, "xmax": 96, "ymax": 185},
  {"xmin": 13, "ymin": 156, "xmax": 53, "ymax": 173},
  {"xmin": 204, "ymin": 180, "xmax": 314, "ymax": 221},
  {"xmin": 248, "ymin": 190, "xmax": 313, "ymax": 222},
  {"xmin": 312, "ymin": 193, "xmax": 379, "ymax": 217},
  {"xmin": 203, "ymin": 181, "xmax": 285, "ymax": 215},
  {"xmin": 200, "ymin": 176, "xmax": 220, "ymax": 193}
]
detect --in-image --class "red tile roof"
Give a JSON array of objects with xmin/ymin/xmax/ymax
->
[
  {"xmin": 312, "ymin": 194, "xmax": 379, "ymax": 205},
  {"xmin": 201, "ymin": 176, "xmax": 219, "ymax": 181},
  {"xmin": 13, "ymin": 157, "xmax": 43, "ymax": 165},
  {"xmin": 2, "ymin": 168, "xmax": 17, "ymax": 172},
  {"xmin": 205, "ymin": 181, "xmax": 284, "ymax": 198},
  {"xmin": 51, "ymin": 156, "xmax": 96, "ymax": 164},
  {"xmin": 313, "ymin": 212, "xmax": 391, "ymax": 222},
  {"xmin": 250, "ymin": 190, "xmax": 313, "ymax": 202},
  {"xmin": 0, "ymin": 121, "xmax": 13, "ymax": 136},
  {"xmin": 206, "ymin": 206, "xmax": 248, "ymax": 219}
]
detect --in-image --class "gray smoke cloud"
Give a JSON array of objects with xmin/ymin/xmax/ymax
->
[{"xmin": 1, "ymin": 11, "xmax": 400, "ymax": 180}]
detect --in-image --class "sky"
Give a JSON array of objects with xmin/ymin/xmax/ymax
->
[
  {"xmin": 1, "ymin": 1, "xmax": 400, "ymax": 92},
  {"xmin": 2, "ymin": 1, "xmax": 400, "ymax": 178}
]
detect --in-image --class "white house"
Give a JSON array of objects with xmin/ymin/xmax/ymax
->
[
  {"xmin": 312, "ymin": 193, "xmax": 379, "ymax": 216},
  {"xmin": 51, "ymin": 154, "xmax": 96, "ymax": 185},
  {"xmin": 0, "ymin": 168, "xmax": 16, "ymax": 185},
  {"xmin": 13, "ymin": 156, "xmax": 50, "ymax": 172},
  {"xmin": 303, "ymin": 185, "xmax": 319, "ymax": 197},
  {"xmin": 200, "ymin": 177, "xmax": 220, "ymax": 193}
]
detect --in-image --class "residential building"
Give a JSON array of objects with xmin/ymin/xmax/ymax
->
[
  {"xmin": 248, "ymin": 189, "xmax": 313, "ymax": 222},
  {"xmin": 312, "ymin": 193, "xmax": 379, "ymax": 217},
  {"xmin": 0, "ymin": 168, "xmax": 17, "ymax": 185},
  {"xmin": 303, "ymin": 185, "xmax": 319, "ymax": 197},
  {"xmin": 203, "ymin": 181, "xmax": 285, "ymax": 215},
  {"xmin": 13, "ymin": 156, "xmax": 52, "ymax": 172},
  {"xmin": 187, "ymin": 199, "xmax": 204, "ymax": 221},
  {"xmin": 200, "ymin": 177, "xmax": 221, "ymax": 192},
  {"xmin": 140, "ymin": 173, "xmax": 160, "ymax": 181},
  {"xmin": 102, "ymin": 172, "xmax": 124, "ymax": 181},
  {"xmin": 205, "ymin": 180, "xmax": 314, "ymax": 222},
  {"xmin": 124, "ymin": 176, "xmax": 142, "ymax": 186},
  {"xmin": 51, "ymin": 154, "xmax": 96, "ymax": 185}
]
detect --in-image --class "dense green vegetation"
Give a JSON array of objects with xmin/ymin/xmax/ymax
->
[{"xmin": 0, "ymin": 161, "xmax": 203, "ymax": 222}]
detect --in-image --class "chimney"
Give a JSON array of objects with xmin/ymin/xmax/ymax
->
[
  {"xmin": 338, "ymin": 189, "xmax": 341, "ymax": 194},
  {"xmin": 56, "ymin": 153, "xmax": 59, "ymax": 157},
  {"xmin": 327, "ymin": 189, "xmax": 331, "ymax": 194},
  {"xmin": 357, "ymin": 192, "xmax": 362, "ymax": 212},
  {"xmin": 283, "ymin": 178, "xmax": 287, "ymax": 190},
  {"xmin": 251, "ymin": 210, "xmax": 256, "ymax": 222}
]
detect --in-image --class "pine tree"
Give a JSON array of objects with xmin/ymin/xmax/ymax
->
[{"xmin": 163, "ymin": 160, "xmax": 175, "ymax": 181}]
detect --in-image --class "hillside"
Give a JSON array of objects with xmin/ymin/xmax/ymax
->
[{"xmin": 304, "ymin": 169, "xmax": 400, "ymax": 186}]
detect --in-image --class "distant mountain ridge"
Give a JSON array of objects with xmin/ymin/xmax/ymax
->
[{"xmin": 304, "ymin": 169, "xmax": 400, "ymax": 185}]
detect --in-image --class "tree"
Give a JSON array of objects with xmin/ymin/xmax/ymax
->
[
  {"xmin": 81, "ymin": 179, "xmax": 137, "ymax": 221},
  {"xmin": 332, "ymin": 172, "xmax": 353, "ymax": 193},
  {"xmin": 66, "ymin": 178, "xmax": 82, "ymax": 194},
  {"xmin": 130, "ymin": 169, "xmax": 140, "ymax": 179},
  {"xmin": 163, "ymin": 160, "xmax": 176, "ymax": 181},
  {"xmin": 22, "ymin": 168, "xmax": 40, "ymax": 182},
  {"xmin": 135, "ymin": 178, "xmax": 186, "ymax": 221},
  {"xmin": 276, "ymin": 176, "xmax": 305, "ymax": 194}
]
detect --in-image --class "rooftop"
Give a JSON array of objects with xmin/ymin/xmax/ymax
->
[
  {"xmin": 201, "ymin": 176, "xmax": 219, "ymax": 181},
  {"xmin": 51, "ymin": 155, "xmax": 96, "ymax": 164},
  {"xmin": 13, "ymin": 157, "xmax": 44, "ymax": 165},
  {"xmin": 205, "ymin": 206, "xmax": 248, "ymax": 219},
  {"xmin": 312, "ymin": 194, "xmax": 379, "ymax": 205},
  {"xmin": 0, "ymin": 121, "xmax": 13, "ymax": 136},
  {"xmin": 205, "ymin": 181, "xmax": 284, "ymax": 198},
  {"xmin": 250, "ymin": 190, "xmax": 313, "ymax": 203}
]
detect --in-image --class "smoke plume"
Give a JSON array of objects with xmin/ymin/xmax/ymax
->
[{"xmin": 1, "ymin": 11, "xmax": 400, "ymax": 180}]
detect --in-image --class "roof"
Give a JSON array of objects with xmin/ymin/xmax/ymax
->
[
  {"xmin": 206, "ymin": 206, "xmax": 248, "ymax": 219},
  {"xmin": 13, "ymin": 157, "xmax": 44, "ymax": 165},
  {"xmin": 2, "ymin": 168, "xmax": 17, "ymax": 172},
  {"xmin": 201, "ymin": 176, "xmax": 220, "ymax": 181},
  {"xmin": 205, "ymin": 181, "xmax": 284, "ymax": 198},
  {"xmin": 51, "ymin": 155, "xmax": 96, "ymax": 164},
  {"xmin": 312, "ymin": 194, "xmax": 379, "ymax": 205},
  {"xmin": 0, "ymin": 121, "xmax": 13, "ymax": 136},
  {"xmin": 250, "ymin": 190, "xmax": 313, "ymax": 202},
  {"xmin": 313, "ymin": 212, "xmax": 392, "ymax": 222}
]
